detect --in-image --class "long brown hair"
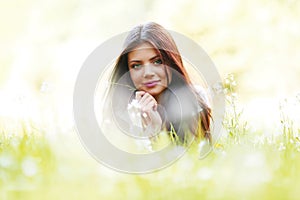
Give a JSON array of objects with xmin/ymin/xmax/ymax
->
[{"xmin": 109, "ymin": 22, "xmax": 212, "ymax": 144}]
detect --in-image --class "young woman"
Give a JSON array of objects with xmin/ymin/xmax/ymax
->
[{"xmin": 106, "ymin": 22, "xmax": 212, "ymax": 147}]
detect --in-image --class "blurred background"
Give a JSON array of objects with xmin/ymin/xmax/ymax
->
[{"xmin": 1, "ymin": 0, "xmax": 300, "ymax": 199}]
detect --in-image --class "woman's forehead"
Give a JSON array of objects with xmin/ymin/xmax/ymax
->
[{"xmin": 128, "ymin": 42, "xmax": 160, "ymax": 61}]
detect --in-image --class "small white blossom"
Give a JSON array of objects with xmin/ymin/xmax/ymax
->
[
  {"xmin": 197, "ymin": 167, "xmax": 213, "ymax": 181},
  {"xmin": 22, "ymin": 157, "xmax": 38, "ymax": 177},
  {"xmin": 127, "ymin": 99, "xmax": 143, "ymax": 128},
  {"xmin": 225, "ymin": 79, "xmax": 230, "ymax": 85},
  {"xmin": 278, "ymin": 143, "xmax": 286, "ymax": 151},
  {"xmin": 40, "ymin": 81, "xmax": 53, "ymax": 93},
  {"xmin": 211, "ymin": 82, "xmax": 224, "ymax": 95},
  {"xmin": 40, "ymin": 81, "xmax": 50, "ymax": 93},
  {"xmin": 135, "ymin": 139, "xmax": 153, "ymax": 152},
  {"xmin": 0, "ymin": 154, "xmax": 14, "ymax": 168}
]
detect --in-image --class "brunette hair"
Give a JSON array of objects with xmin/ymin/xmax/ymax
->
[{"xmin": 109, "ymin": 22, "xmax": 212, "ymax": 144}]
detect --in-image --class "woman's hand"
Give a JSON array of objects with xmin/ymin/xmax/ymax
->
[{"xmin": 135, "ymin": 91, "xmax": 162, "ymax": 136}]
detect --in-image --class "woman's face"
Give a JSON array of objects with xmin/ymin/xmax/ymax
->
[{"xmin": 127, "ymin": 42, "xmax": 171, "ymax": 98}]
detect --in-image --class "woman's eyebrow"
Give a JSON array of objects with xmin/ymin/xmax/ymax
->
[
  {"xmin": 128, "ymin": 55, "xmax": 160, "ymax": 63},
  {"xmin": 149, "ymin": 55, "xmax": 160, "ymax": 61},
  {"xmin": 128, "ymin": 59, "xmax": 141, "ymax": 63}
]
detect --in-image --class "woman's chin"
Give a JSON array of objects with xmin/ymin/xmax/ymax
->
[{"xmin": 139, "ymin": 86, "xmax": 166, "ymax": 96}]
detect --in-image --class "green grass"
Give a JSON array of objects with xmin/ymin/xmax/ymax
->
[{"xmin": 1, "ymin": 74, "xmax": 300, "ymax": 200}]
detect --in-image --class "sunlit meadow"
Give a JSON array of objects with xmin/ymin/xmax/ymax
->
[{"xmin": 1, "ymin": 0, "xmax": 300, "ymax": 199}]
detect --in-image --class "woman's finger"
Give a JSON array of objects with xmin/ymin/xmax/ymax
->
[
  {"xmin": 135, "ymin": 91, "xmax": 145, "ymax": 101},
  {"xmin": 134, "ymin": 91, "xmax": 160, "ymax": 129},
  {"xmin": 138, "ymin": 93, "xmax": 157, "ymax": 110}
]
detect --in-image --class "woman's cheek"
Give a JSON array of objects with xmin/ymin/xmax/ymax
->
[
  {"xmin": 129, "ymin": 73, "xmax": 140, "ymax": 88},
  {"xmin": 133, "ymin": 78, "xmax": 142, "ymax": 89}
]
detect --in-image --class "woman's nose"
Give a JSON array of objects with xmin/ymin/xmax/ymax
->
[{"xmin": 143, "ymin": 64, "xmax": 155, "ymax": 77}]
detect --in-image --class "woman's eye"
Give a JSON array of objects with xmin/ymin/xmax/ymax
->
[
  {"xmin": 131, "ymin": 64, "xmax": 142, "ymax": 69},
  {"xmin": 153, "ymin": 59, "xmax": 162, "ymax": 65}
]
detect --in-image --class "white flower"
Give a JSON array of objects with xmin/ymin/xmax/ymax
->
[
  {"xmin": 127, "ymin": 99, "xmax": 143, "ymax": 128},
  {"xmin": 0, "ymin": 154, "xmax": 14, "ymax": 168},
  {"xmin": 211, "ymin": 82, "xmax": 224, "ymax": 95},
  {"xmin": 22, "ymin": 157, "xmax": 38, "ymax": 177},
  {"xmin": 278, "ymin": 143, "xmax": 286, "ymax": 151},
  {"xmin": 40, "ymin": 81, "xmax": 50, "ymax": 93},
  {"xmin": 135, "ymin": 139, "xmax": 153, "ymax": 152},
  {"xmin": 197, "ymin": 167, "xmax": 213, "ymax": 180}
]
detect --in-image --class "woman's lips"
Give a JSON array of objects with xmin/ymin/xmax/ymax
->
[{"xmin": 144, "ymin": 80, "xmax": 160, "ymax": 88}]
